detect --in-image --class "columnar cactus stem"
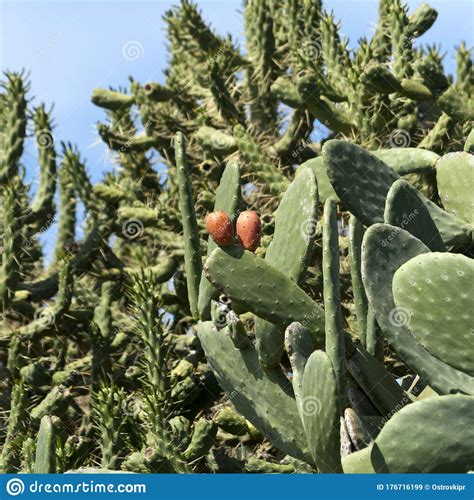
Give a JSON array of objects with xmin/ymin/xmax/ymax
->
[
  {"xmin": 0, "ymin": 72, "xmax": 27, "ymax": 184},
  {"xmin": 322, "ymin": 200, "xmax": 347, "ymax": 412},
  {"xmin": 0, "ymin": 186, "xmax": 22, "ymax": 308},
  {"xmin": 27, "ymin": 105, "xmax": 57, "ymax": 229},
  {"xmin": 175, "ymin": 132, "xmax": 202, "ymax": 320}
]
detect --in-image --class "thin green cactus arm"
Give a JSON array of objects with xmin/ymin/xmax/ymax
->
[
  {"xmin": 91, "ymin": 88, "xmax": 134, "ymax": 111},
  {"xmin": 51, "ymin": 146, "xmax": 77, "ymax": 267},
  {"xmin": 67, "ymin": 145, "xmax": 95, "ymax": 212},
  {"xmin": 22, "ymin": 105, "xmax": 57, "ymax": 230},
  {"xmin": 95, "ymin": 384, "xmax": 126, "ymax": 470},
  {"xmin": 0, "ymin": 186, "xmax": 22, "ymax": 309},
  {"xmin": 0, "ymin": 380, "xmax": 27, "ymax": 472},
  {"xmin": 33, "ymin": 415, "xmax": 57, "ymax": 473},
  {"xmin": 322, "ymin": 200, "xmax": 347, "ymax": 409},
  {"xmin": 0, "ymin": 72, "xmax": 27, "ymax": 184},
  {"xmin": 129, "ymin": 272, "xmax": 192, "ymax": 473},
  {"xmin": 7, "ymin": 261, "xmax": 72, "ymax": 340},
  {"xmin": 175, "ymin": 132, "xmax": 202, "ymax": 320}
]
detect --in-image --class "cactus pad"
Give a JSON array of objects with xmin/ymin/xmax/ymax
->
[
  {"xmin": 362, "ymin": 224, "xmax": 474, "ymax": 395},
  {"xmin": 204, "ymin": 246, "xmax": 325, "ymax": 346},
  {"xmin": 393, "ymin": 252, "xmax": 474, "ymax": 376},
  {"xmin": 436, "ymin": 151, "xmax": 474, "ymax": 224},
  {"xmin": 384, "ymin": 179, "xmax": 446, "ymax": 252},
  {"xmin": 301, "ymin": 350, "xmax": 342, "ymax": 472}
]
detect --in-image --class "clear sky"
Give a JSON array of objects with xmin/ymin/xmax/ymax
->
[{"xmin": 0, "ymin": 0, "xmax": 472, "ymax": 255}]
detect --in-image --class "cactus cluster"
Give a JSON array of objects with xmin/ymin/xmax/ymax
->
[{"xmin": 1, "ymin": 0, "xmax": 473, "ymax": 474}]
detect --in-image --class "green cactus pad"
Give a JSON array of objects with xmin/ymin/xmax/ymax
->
[
  {"xmin": 296, "ymin": 157, "xmax": 340, "ymax": 203},
  {"xmin": 323, "ymin": 140, "xmax": 471, "ymax": 246},
  {"xmin": 384, "ymin": 179, "xmax": 446, "ymax": 251},
  {"xmin": 323, "ymin": 140, "xmax": 399, "ymax": 226},
  {"xmin": 204, "ymin": 246, "xmax": 325, "ymax": 347},
  {"xmin": 196, "ymin": 321, "xmax": 312, "ymax": 463},
  {"xmin": 255, "ymin": 168, "xmax": 319, "ymax": 368},
  {"xmin": 436, "ymin": 151, "xmax": 474, "ymax": 224},
  {"xmin": 198, "ymin": 161, "xmax": 241, "ymax": 319},
  {"xmin": 393, "ymin": 253, "xmax": 474, "ymax": 376},
  {"xmin": 362, "ymin": 224, "xmax": 474, "ymax": 395},
  {"xmin": 301, "ymin": 350, "xmax": 342, "ymax": 472},
  {"xmin": 341, "ymin": 445, "xmax": 375, "ymax": 473},
  {"xmin": 372, "ymin": 394, "xmax": 474, "ymax": 473},
  {"xmin": 372, "ymin": 148, "xmax": 439, "ymax": 175}
]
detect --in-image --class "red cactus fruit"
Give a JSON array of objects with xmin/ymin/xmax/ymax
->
[
  {"xmin": 205, "ymin": 211, "xmax": 234, "ymax": 246},
  {"xmin": 236, "ymin": 210, "xmax": 261, "ymax": 252}
]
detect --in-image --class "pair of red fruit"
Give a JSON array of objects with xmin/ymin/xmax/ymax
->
[{"xmin": 205, "ymin": 210, "xmax": 261, "ymax": 252}]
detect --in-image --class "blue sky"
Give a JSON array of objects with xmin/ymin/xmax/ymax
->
[{"xmin": 0, "ymin": 0, "xmax": 472, "ymax": 256}]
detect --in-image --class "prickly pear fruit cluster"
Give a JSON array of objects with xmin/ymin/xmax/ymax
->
[{"xmin": 205, "ymin": 210, "xmax": 261, "ymax": 252}]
